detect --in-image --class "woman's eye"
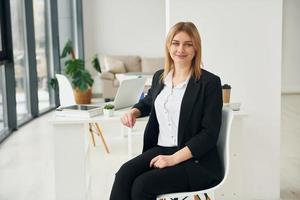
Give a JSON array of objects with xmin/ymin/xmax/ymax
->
[
  {"xmin": 172, "ymin": 42, "xmax": 179, "ymax": 46},
  {"xmin": 185, "ymin": 43, "xmax": 193, "ymax": 47}
]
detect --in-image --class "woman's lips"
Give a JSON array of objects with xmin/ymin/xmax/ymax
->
[{"xmin": 176, "ymin": 55, "xmax": 187, "ymax": 58}]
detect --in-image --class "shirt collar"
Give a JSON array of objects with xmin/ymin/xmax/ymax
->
[{"xmin": 164, "ymin": 69, "xmax": 191, "ymax": 89}]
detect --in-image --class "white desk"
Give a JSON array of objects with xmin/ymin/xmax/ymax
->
[{"xmin": 50, "ymin": 109, "xmax": 129, "ymax": 200}]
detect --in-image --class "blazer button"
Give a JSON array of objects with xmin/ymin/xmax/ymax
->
[{"xmin": 194, "ymin": 160, "xmax": 199, "ymax": 164}]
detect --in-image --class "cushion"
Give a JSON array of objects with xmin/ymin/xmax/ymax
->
[
  {"xmin": 98, "ymin": 54, "xmax": 106, "ymax": 71},
  {"xmin": 104, "ymin": 57, "xmax": 126, "ymax": 74},
  {"xmin": 141, "ymin": 57, "xmax": 164, "ymax": 73},
  {"xmin": 99, "ymin": 71, "xmax": 115, "ymax": 80},
  {"xmin": 106, "ymin": 55, "xmax": 141, "ymax": 72}
]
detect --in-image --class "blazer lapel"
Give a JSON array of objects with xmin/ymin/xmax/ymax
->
[
  {"xmin": 152, "ymin": 80, "xmax": 164, "ymax": 102},
  {"xmin": 178, "ymin": 77, "xmax": 202, "ymax": 146}
]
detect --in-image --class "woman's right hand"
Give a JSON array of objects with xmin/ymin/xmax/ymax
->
[{"xmin": 120, "ymin": 108, "xmax": 140, "ymax": 128}]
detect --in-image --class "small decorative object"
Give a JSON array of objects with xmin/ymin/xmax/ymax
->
[
  {"xmin": 222, "ymin": 84, "xmax": 231, "ymax": 104},
  {"xmin": 103, "ymin": 104, "xmax": 115, "ymax": 117},
  {"xmin": 229, "ymin": 102, "xmax": 241, "ymax": 111}
]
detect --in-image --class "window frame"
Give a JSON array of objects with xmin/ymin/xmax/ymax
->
[
  {"xmin": 0, "ymin": 1, "xmax": 7, "ymax": 61},
  {"xmin": 0, "ymin": 0, "xmax": 17, "ymax": 142}
]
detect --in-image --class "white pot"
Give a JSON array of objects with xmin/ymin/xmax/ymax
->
[{"xmin": 103, "ymin": 109, "xmax": 114, "ymax": 117}]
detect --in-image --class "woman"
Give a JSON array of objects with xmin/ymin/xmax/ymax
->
[{"xmin": 110, "ymin": 22, "xmax": 223, "ymax": 200}]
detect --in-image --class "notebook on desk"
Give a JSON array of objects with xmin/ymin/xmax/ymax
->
[
  {"xmin": 109, "ymin": 77, "xmax": 147, "ymax": 110},
  {"xmin": 55, "ymin": 104, "xmax": 102, "ymax": 118}
]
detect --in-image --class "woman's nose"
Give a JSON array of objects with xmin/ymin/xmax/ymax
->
[{"xmin": 177, "ymin": 44, "xmax": 185, "ymax": 53}]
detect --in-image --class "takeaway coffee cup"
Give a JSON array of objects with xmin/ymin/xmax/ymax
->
[{"xmin": 222, "ymin": 84, "xmax": 231, "ymax": 104}]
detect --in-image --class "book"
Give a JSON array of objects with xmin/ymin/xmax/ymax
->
[{"xmin": 55, "ymin": 104, "xmax": 103, "ymax": 118}]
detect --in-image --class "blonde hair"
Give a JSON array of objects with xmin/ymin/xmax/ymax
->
[{"xmin": 162, "ymin": 22, "xmax": 203, "ymax": 81}]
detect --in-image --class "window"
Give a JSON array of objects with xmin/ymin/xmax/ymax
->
[
  {"xmin": 0, "ymin": 1, "xmax": 4, "ymax": 57},
  {"xmin": 57, "ymin": 0, "xmax": 78, "ymax": 68},
  {"xmin": 10, "ymin": 0, "xmax": 31, "ymax": 124},
  {"xmin": 0, "ymin": 0, "xmax": 8, "ymax": 137},
  {"xmin": 33, "ymin": 0, "xmax": 54, "ymax": 111},
  {"xmin": 0, "ymin": 65, "xmax": 7, "ymax": 134},
  {"xmin": 57, "ymin": 0, "xmax": 85, "ymax": 61},
  {"xmin": 0, "ymin": 0, "xmax": 84, "ymax": 143},
  {"xmin": 0, "ymin": 26, "xmax": 2, "ymax": 51}
]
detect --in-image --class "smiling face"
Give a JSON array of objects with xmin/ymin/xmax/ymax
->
[
  {"xmin": 169, "ymin": 31, "xmax": 196, "ymax": 67},
  {"xmin": 163, "ymin": 22, "xmax": 203, "ymax": 80}
]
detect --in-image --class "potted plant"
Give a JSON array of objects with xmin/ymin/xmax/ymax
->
[
  {"xmin": 103, "ymin": 103, "xmax": 115, "ymax": 117},
  {"xmin": 61, "ymin": 40, "xmax": 96, "ymax": 104}
]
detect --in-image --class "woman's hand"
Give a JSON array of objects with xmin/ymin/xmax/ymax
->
[
  {"xmin": 120, "ymin": 108, "xmax": 141, "ymax": 128},
  {"xmin": 149, "ymin": 155, "xmax": 178, "ymax": 169},
  {"xmin": 149, "ymin": 147, "xmax": 193, "ymax": 169}
]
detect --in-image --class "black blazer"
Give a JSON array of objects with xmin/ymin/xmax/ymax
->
[{"xmin": 133, "ymin": 69, "xmax": 223, "ymax": 190}]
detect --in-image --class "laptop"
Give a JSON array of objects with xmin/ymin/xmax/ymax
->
[{"xmin": 110, "ymin": 77, "xmax": 147, "ymax": 110}]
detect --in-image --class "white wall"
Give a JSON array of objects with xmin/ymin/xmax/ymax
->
[
  {"xmin": 168, "ymin": 0, "xmax": 281, "ymax": 199},
  {"xmin": 282, "ymin": 0, "xmax": 300, "ymax": 93},
  {"xmin": 83, "ymin": 0, "xmax": 165, "ymax": 75},
  {"xmin": 83, "ymin": 0, "xmax": 283, "ymax": 198}
]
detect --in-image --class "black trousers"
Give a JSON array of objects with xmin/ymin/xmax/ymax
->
[{"xmin": 110, "ymin": 146, "xmax": 191, "ymax": 200}]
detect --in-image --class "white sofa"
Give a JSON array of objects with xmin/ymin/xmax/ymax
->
[{"xmin": 99, "ymin": 55, "xmax": 164, "ymax": 100}]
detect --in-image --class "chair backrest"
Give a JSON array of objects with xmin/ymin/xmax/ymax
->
[
  {"xmin": 55, "ymin": 74, "xmax": 76, "ymax": 106},
  {"xmin": 216, "ymin": 107, "xmax": 234, "ymax": 185},
  {"xmin": 155, "ymin": 108, "xmax": 234, "ymax": 199}
]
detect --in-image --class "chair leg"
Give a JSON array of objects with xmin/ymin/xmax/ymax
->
[
  {"xmin": 94, "ymin": 122, "xmax": 110, "ymax": 153},
  {"xmin": 204, "ymin": 193, "xmax": 211, "ymax": 200},
  {"xmin": 194, "ymin": 194, "xmax": 201, "ymax": 200},
  {"xmin": 88, "ymin": 123, "xmax": 96, "ymax": 147}
]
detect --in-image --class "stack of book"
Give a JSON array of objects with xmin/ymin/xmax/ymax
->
[{"xmin": 55, "ymin": 105, "xmax": 103, "ymax": 118}]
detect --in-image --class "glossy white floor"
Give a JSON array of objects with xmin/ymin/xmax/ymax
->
[{"xmin": 0, "ymin": 94, "xmax": 299, "ymax": 200}]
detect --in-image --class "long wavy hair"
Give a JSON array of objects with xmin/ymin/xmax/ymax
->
[{"xmin": 162, "ymin": 22, "xmax": 203, "ymax": 81}]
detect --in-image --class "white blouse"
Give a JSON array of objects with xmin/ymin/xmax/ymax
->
[{"xmin": 154, "ymin": 70, "xmax": 190, "ymax": 147}]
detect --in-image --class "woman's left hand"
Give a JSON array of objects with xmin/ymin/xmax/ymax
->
[{"xmin": 149, "ymin": 155, "xmax": 178, "ymax": 169}]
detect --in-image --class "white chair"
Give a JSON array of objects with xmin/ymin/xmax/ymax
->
[
  {"xmin": 55, "ymin": 74, "xmax": 76, "ymax": 106},
  {"xmin": 55, "ymin": 74, "xmax": 110, "ymax": 153},
  {"xmin": 157, "ymin": 107, "xmax": 234, "ymax": 200}
]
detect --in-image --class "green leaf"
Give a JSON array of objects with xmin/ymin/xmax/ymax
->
[
  {"xmin": 92, "ymin": 54, "xmax": 101, "ymax": 73},
  {"xmin": 104, "ymin": 104, "xmax": 114, "ymax": 109},
  {"xmin": 64, "ymin": 59, "xmax": 84, "ymax": 77},
  {"xmin": 61, "ymin": 40, "xmax": 73, "ymax": 58},
  {"xmin": 49, "ymin": 77, "xmax": 58, "ymax": 91},
  {"xmin": 79, "ymin": 82, "xmax": 88, "ymax": 91}
]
